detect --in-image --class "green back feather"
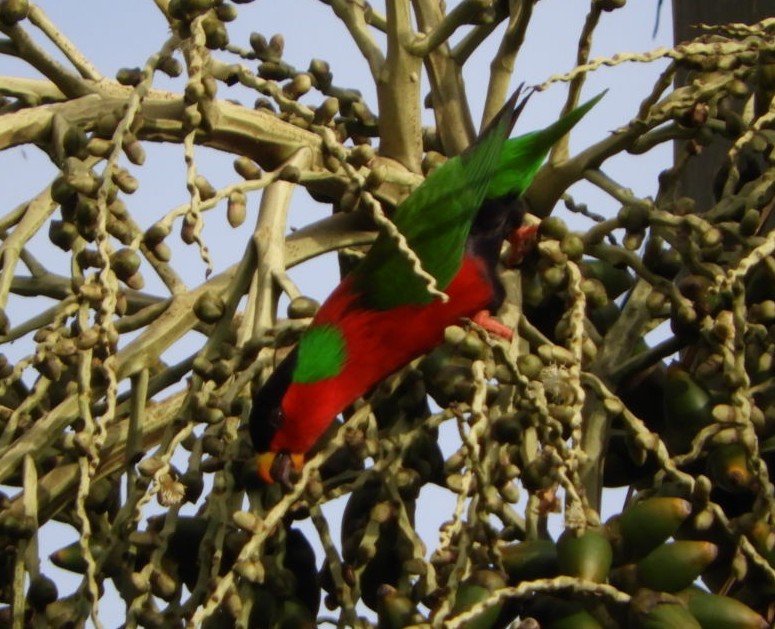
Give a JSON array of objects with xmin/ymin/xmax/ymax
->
[{"xmin": 292, "ymin": 325, "xmax": 346, "ymax": 383}]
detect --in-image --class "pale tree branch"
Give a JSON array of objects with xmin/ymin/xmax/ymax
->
[
  {"xmin": 0, "ymin": 76, "xmax": 65, "ymax": 103},
  {"xmin": 248, "ymin": 149, "xmax": 313, "ymax": 338},
  {"xmin": 412, "ymin": 0, "xmax": 476, "ymax": 154},
  {"xmin": 376, "ymin": 0, "xmax": 423, "ymax": 171},
  {"xmin": 0, "ymin": 21, "xmax": 94, "ymax": 98},
  {"xmin": 406, "ymin": 0, "xmax": 493, "ymax": 57},
  {"xmin": 550, "ymin": 2, "xmax": 602, "ymax": 163},
  {"xmin": 328, "ymin": 0, "xmax": 386, "ymax": 76},
  {"xmin": 481, "ymin": 0, "xmax": 535, "ymax": 128},
  {"xmin": 26, "ymin": 4, "xmax": 103, "ymax": 81}
]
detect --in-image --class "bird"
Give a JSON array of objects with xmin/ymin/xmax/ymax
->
[{"xmin": 249, "ymin": 88, "xmax": 605, "ymax": 485}]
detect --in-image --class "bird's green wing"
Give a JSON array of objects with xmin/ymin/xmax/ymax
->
[
  {"xmin": 351, "ymin": 89, "xmax": 605, "ymax": 312},
  {"xmin": 353, "ymin": 91, "xmax": 523, "ymax": 311}
]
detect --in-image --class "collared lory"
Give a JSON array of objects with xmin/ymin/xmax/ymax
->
[{"xmin": 250, "ymin": 89, "xmax": 605, "ymax": 484}]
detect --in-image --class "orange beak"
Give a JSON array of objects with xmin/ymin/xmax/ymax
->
[{"xmin": 256, "ymin": 452, "xmax": 305, "ymax": 487}]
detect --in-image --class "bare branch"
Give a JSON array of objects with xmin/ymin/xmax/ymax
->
[
  {"xmin": 406, "ymin": 0, "xmax": 492, "ymax": 57},
  {"xmin": 412, "ymin": 0, "xmax": 475, "ymax": 154},
  {"xmin": 482, "ymin": 0, "xmax": 534, "ymax": 128},
  {"xmin": 450, "ymin": 16, "xmax": 503, "ymax": 66},
  {"xmin": 551, "ymin": 3, "xmax": 602, "ymax": 163},
  {"xmin": 0, "ymin": 76, "xmax": 65, "ymax": 103},
  {"xmin": 0, "ymin": 21, "xmax": 94, "ymax": 98},
  {"xmin": 328, "ymin": 0, "xmax": 385, "ymax": 76},
  {"xmin": 376, "ymin": 0, "xmax": 423, "ymax": 171},
  {"xmin": 27, "ymin": 4, "xmax": 103, "ymax": 81}
]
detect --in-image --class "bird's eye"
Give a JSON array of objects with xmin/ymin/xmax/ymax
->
[{"xmin": 268, "ymin": 407, "xmax": 284, "ymax": 430}]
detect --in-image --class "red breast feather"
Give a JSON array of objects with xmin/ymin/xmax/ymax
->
[{"xmin": 271, "ymin": 254, "xmax": 494, "ymax": 453}]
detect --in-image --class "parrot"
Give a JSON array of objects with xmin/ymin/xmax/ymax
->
[{"xmin": 250, "ymin": 88, "xmax": 605, "ymax": 485}]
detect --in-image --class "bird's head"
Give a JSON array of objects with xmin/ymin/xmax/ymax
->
[
  {"xmin": 249, "ymin": 349, "xmax": 305, "ymax": 487},
  {"xmin": 256, "ymin": 449, "xmax": 305, "ymax": 488},
  {"xmin": 249, "ymin": 324, "xmax": 350, "ymax": 487}
]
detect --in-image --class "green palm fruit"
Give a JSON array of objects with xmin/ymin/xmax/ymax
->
[
  {"xmin": 27, "ymin": 574, "xmax": 58, "ymax": 611},
  {"xmin": 581, "ymin": 259, "xmax": 634, "ymax": 299},
  {"xmin": 635, "ymin": 601, "xmax": 702, "ymax": 629},
  {"xmin": 420, "ymin": 344, "xmax": 475, "ymax": 407},
  {"xmin": 401, "ymin": 428, "xmax": 445, "ymax": 486},
  {"xmin": 284, "ymin": 528, "xmax": 320, "ymax": 616},
  {"xmin": 588, "ymin": 300, "xmax": 620, "ymax": 334},
  {"xmin": 557, "ymin": 528, "xmax": 613, "ymax": 583},
  {"xmin": 85, "ymin": 476, "xmax": 119, "ymax": 514},
  {"xmin": 112, "ymin": 167, "xmax": 139, "ymax": 194},
  {"xmin": 663, "ymin": 365, "xmax": 714, "ymax": 453},
  {"xmin": 245, "ymin": 586, "xmax": 279, "ymax": 629},
  {"xmin": 636, "ymin": 541, "xmax": 718, "ymax": 592},
  {"xmin": 450, "ymin": 569, "xmax": 506, "ymax": 629},
  {"xmin": 500, "ymin": 539, "xmax": 558, "ymax": 583},
  {"xmin": 340, "ymin": 481, "xmax": 412, "ymax": 611},
  {"xmin": 539, "ymin": 216, "xmax": 569, "ymax": 240},
  {"xmin": 643, "ymin": 237, "xmax": 681, "ymax": 279},
  {"xmin": 49, "ymin": 539, "xmax": 106, "ymax": 573},
  {"xmin": 606, "ymin": 496, "xmax": 692, "ymax": 562},
  {"xmin": 233, "ymin": 156, "xmax": 263, "ymax": 180},
  {"xmin": 194, "ymin": 291, "xmax": 226, "ymax": 324},
  {"xmin": 110, "ymin": 248, "xmax": 142, "ymax": 282},
  {"xmin": 49, "ymin": 220, "xmax": 79, "ymax": 251},
  {"xmin": 314, "ymin": 97, "xmax": 339, "ymax": 125},
  {"xmin": 521, "ymin": 269, "xmax": 546, "ymax": 307},
  {"xmin": 679, "ymin": 587, "xmax": 769, "ymax": 629},
  {"xmin": 308, "ymin": 58, "xmax": 332, "ymax": 88},
  {"xmin": 274, "ymin": 598, "xmax": 316, "ymax": 629},
  {"xmin": 737, "ymin": 514, "xmax": 775, "ymax": 566},
  {"xmin": 202, "ymin": 13, "xmax": 229, "ymax": 49},
  {"xmin": 143, "ymin": 221, "xmax": 171, "ymax": 247},
  {"xmin": 0, "ymin": 0, "xmax": 29, "ymax": 25},
  {"xmin": 227, "ymin": 190, "xmax": 247, "ymax": 227},
  {"xmin": 492, "ymin": 412, "xmax": 523, "ymax": 444},
  {"xmin": 287, "ymin": 296, "xmax": 320, "ymax": 319},
  {"xmin": 377, "ymin": 584, "xmax": 418, "ymax": 629},
  {"xmin": 706, "ymin": 442, "xmax": 756, "ymax": 494},
  {"xmin": 528, "ymin": 596, "xmax": 603, "ymax": 629}
]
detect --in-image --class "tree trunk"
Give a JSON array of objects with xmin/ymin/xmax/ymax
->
[{"xmin": 672, "ymin": 0, "xmax": 773, "ymax": 211}]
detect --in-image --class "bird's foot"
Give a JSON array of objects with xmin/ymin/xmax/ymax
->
[
  {"xmin": 507, "ymin": 224, "xmax": 539, "ymax": 266},
  {"xmin": 257, "ymin": 451, "xmax": 305, "ymax": 490},
  {"xmin": 471, "ymin": 310, "xmax": 514, "ymax": 341}
]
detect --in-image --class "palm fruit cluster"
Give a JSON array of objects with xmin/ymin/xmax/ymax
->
[
  {"xmin": 415, "ymin": 495, "xmax": 767, "ymax": 629},
  {"xmin": 43, "ymin": 514, "xmax": 321, "ymax": 629},
  {"xmin": 3, "ymin": 2, "xmax": 775, "ymax": 628}
]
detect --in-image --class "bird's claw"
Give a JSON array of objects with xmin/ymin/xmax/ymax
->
[{"xmin": 472, "ymin": 310, "xmax": 514, "ymax": 341}]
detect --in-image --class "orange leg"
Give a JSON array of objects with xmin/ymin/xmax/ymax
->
[{"xmin": 471, "ymin": 310, "xmax": 514, "ymax": 341}]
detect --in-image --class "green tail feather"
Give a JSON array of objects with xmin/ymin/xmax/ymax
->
[{"xmin": 486, "ymin": 90, "xmax": 607, "ymax": 200}]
